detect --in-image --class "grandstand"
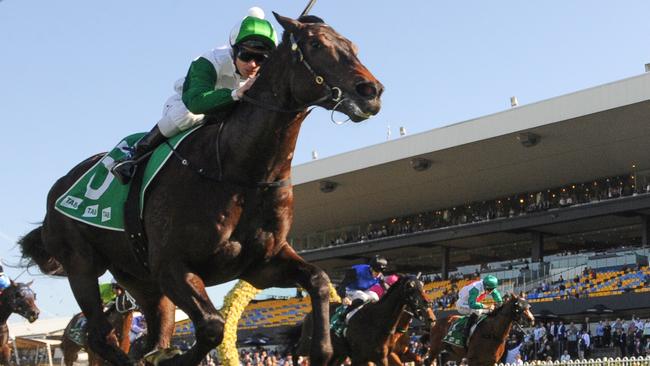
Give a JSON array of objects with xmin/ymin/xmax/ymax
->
[{"xmin": 235, "ymin": 71, "xmax": 650, "ymax": 343}]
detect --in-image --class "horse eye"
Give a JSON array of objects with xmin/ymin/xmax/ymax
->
[
  {"xmin": 310, "ymin": 40, "xmax": 322, "ymax": 49},
  {"xmin": 15, "ymin": 292, "xmax": 23, "ymax": 299}
]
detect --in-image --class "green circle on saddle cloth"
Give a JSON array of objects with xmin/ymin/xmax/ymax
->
[{"xmin": 53, "ymin": 126, "xmax": 201, "ymax": 231}]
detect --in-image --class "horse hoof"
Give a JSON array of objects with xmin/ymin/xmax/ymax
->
[{"xmin": 143, "ymin": 347, "xmax": 182, "ymax": 366}]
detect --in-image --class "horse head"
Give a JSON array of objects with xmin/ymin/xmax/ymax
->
[
  {"xmin": 500, "ymin": 293, "xmax": 534, "ymax": 327},
  {"xmin": 399, "ymin": 276, "xmax": 434, "ymax": 326},
  {"xmin": 271, "ymin": 13, "xmax": 383, "ymax": 122},
  {"xmin": 1, "ymin": 280, "xmax": 39, "ymax": 323}
]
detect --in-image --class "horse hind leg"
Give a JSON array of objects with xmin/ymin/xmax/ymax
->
[{"xmin": 155, "ymin": 263, "xmax": 224, "ymax": 366}]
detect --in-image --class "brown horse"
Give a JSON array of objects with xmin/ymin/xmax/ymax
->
[
  {"xmin": 293, "ymin": 276, "xmax": 433, "ymax": 366},
  {"xmin": 428, "ymin": 295, "xmax": 534, "ymax": 366},
  {"xmin": 17, "ymin": 12, "xmax": 382, "ymax": 366},
  {"xmin": 61, "ymin": 304, "xmax": 134, "ymax": 366},
  {"xmin": 0, "ymin": 281, "xmax": 40, "ymax": 366},
  {"xmin": 388, "ymin": 310, "xmax": 429, "ymax": 366}
]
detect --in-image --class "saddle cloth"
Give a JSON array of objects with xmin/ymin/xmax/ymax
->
[
  {"xmin": 54, "ymin": 126, "xmax": 200, "ymax": 231},
  {"xmin": 329, "ymin": 302, "xmax": 370, "ymax": 338},
  {"xmin": 442, "ymin": 314, "xmax": 487, "ymax": 347}
]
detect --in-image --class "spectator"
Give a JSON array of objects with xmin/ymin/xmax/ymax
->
[
  {"xmin": 560, "ymin": 350, "xmax": 571, "ymax": 362},
  {"xmin": 604, "ymin": 319, "xmax": 612, "ymax": 347},
  {"xmin": 595, "ymin": 320, "xmax": 604, "ymax": 347},
  {"xmin": 567, "ymin": 322, "xmax": 579, "ymax": 358},
  {"xmin": 579, "ymin": 329, "xmax": 591, "ymax": 359}
]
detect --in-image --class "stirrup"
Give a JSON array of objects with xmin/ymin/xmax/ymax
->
[{"xmin": 110, "ymin": 160, "xmax": 137, "ymax": 185}]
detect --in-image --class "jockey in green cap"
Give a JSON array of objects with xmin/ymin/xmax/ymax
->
[
  {"xmin": 111, "ymin": 6, "xmax": 277, "ymax": 184},
  {"xmin": 455, "ymin": 275, "xmax": 503, "ymax": 345}
]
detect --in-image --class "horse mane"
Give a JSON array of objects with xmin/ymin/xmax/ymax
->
[{"xmin": 487, "ymin": 295, "xmax": 518, "ymax": 318}]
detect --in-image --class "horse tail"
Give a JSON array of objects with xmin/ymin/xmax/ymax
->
[{"xmin": 18, "ymin": 226, "xmax": 66, "ymax": 276}]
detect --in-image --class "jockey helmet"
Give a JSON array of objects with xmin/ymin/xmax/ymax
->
[
  {"xmin": 0, "ymin": 275, "xmax": 10, "ymax": 290},
  {"xmin": 230, "ymin": 7, "xmax": 278, "ymax": 52},
  {"xmin": 483, "ymin": 275, "xmax": 498, "ymax": 290},
  {"xmin": 370, "ymin": 255, "xmax": 388, "ymax": 273}
]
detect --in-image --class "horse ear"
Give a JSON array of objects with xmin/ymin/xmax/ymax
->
[
  {"xmin": 10, "ymin": 279, "xmax": 15, "ymax": 286},
  {"xmin": 26, "ymin": 280, "xmax": 34, "ymax": 287},
  {"xmin": 273, "ymin": 12, "xmax": 302, "ymax": 33}
]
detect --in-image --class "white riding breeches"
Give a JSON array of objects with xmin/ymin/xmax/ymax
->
[
  {"xmin": 346, "ymin": 289, "xmax": 379, "ymax": 303},
  {"xmin": 157, "ymin": 93, "xmax": 205, "ymax": 138},
  {"xmin": 456, "ymin": 304, "xmax": 490, "ymax": 316}
]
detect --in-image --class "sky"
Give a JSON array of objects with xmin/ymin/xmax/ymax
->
[{"xmin": 1, "ymin": 1, "xmax": 649, "ymax": 323}]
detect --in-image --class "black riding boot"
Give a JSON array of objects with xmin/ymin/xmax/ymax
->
[
  {"xmin": 464, "ymin": 312, "xmax": 478, "ymax": 345},
  {"xmin": 111, "ymin": 126, "xmax": 166, "ymax": 184}
]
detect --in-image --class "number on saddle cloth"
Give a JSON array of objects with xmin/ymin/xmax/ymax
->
[
  {"xmin": 330, "ymin": 304, "xmax": 348, "ymax": 338},
  {"xmin": 69, "ymin": 315, "xmax": 88, "ymax": 346},
  {"xmin": 444, "ymin": 315, "xmax": 487, "ymax": 348},
  {"xmin": 115, "ymin": 291, "xmax": 137, "ymax": 313}
]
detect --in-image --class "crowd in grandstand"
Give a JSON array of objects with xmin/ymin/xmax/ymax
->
[
  {"xmin": 293, "ymin": 173, "xmax": 644, "ymax": 249},
  {"xmin": 497, "ymin": 315, "xmax": 650, "ymax": 363}
]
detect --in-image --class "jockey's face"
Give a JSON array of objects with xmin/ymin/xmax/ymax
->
[{"xmin": 235, "ymin": 51, "xmax": 267, "ymax": 79}]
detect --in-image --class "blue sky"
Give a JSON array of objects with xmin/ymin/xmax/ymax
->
[{"xmin": 1, "ymin": 1, "xmax": 649, "ymax": 321}]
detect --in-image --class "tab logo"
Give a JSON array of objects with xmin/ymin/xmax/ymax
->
[
  {"xmin": 60, "ymin": 196, "xmax": 83, "ymax": 210},
  {"xmin": 83, "ymin": 205, "xmax": 99, "ymax": 218},
  {"xmin": 101, "ymin": 207, "xmax": 112, "ymax": 222}
]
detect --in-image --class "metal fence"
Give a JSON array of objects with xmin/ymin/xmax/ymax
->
[{"xmin": 497, "ymin": 356, "xmax": 650, "ymax": 365}]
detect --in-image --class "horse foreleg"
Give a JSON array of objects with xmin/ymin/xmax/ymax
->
[
  {"xmin": 157, "ymin": 263, "xmax": 223, "ymax": 366},
  {"xmin": 67, "ymin": 270, "xmax": 133, "ymax": 366},
  {"xmin": 243, "ymin": 245, "xmax": 333, "ymax": 366}
]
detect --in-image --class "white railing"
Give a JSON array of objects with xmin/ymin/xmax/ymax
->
[{"xmin": 497, "ymin": 356, "xmax": 650, "ymax": 366}]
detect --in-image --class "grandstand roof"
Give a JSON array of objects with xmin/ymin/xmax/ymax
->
[{"xmin": 290, "ymin": 72, "xmax": 650, "ymax": 238}]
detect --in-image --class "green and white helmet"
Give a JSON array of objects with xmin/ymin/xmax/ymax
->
[
  {"xmin": 229, "ymin": 7, "xmax": 278, "ymax": 51},
  {"xmin": 483, "ymin": 275, "xmax": 498, "ymax": 290}
]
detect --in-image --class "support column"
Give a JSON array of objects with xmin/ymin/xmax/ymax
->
[
  {"xmin": 441, "ymin": 246, "xmax": 450, "ymax": 280},
  {"xmin": 531, "ymin": 232, "xmax": 544, "ymax": 263},
  {"xmin": 642, "ymin": 215, "xmax": 650, "ymax": 248}
]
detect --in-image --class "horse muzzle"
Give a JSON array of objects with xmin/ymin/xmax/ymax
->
[
  {"xmin": 25, "ymin": 310, "xmax": 40, "ymax": 323},
  {"xmin": 339, "ymin": 98, "xmax": 382, "ymax": 122}
]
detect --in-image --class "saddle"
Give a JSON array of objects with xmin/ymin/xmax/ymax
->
[
  {"xmin": 442, "ymin": 315, "xmax": 487, "ymax": 348},
  {"xmin": 329, "ymin": 301, "xmax": 370, "ymax": 338}
]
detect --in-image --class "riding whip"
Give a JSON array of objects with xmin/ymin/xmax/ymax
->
[{"xmin": 300, "ymin": 0, "xmax": 318, "ymax": 17}]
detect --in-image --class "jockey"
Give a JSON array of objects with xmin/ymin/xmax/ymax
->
[
  {"xmin": 130, "ymin": 314, "xmax": 147, "ymax": 343},
  {"xmin": 99, "ymin": 279, "xmax": 119, "ymax": 305},
  {"xmin": 111, "ymin": 7, "xmax": 278, "ymax": 184},
  {"xmin": 0, "ymin": 264, "xmax": 10, "ymax": 294},
  {"xmin": 337, "ymin": 255, "xmax": 389, "ymax": 307},
  {"xmin": 456, "ymin": 275, "xmax": 503, "ymax": 342}
]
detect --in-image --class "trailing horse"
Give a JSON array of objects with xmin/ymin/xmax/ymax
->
[
  {"xmin": 427, "ymin": 295, "xmax": 534, "ymax": 366},
  {"xmin": 18, "ymin": 12, "xmax": 382, "ymax": 366},
  {"xmin": 388, "ymin": 310, "xmax": 428, "ymax": 366},
  {"xmin": 292, "ymin": 276, "xmax": 434, "ymax": 366},
  {"xmin": 0, "ymin": 281, "xmax": 40, "ymax": 366},
  {"xmin": 61, "ymin": 297, "xmax": 136, "ymax": 366}
]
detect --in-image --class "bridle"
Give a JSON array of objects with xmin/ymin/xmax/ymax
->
[
  {"xmin": 403, "ymin": 279, "xmax": 432, "ymax": 325},
  {"xmin": 240, "ymin": 31, "xmax": 350, "ymax": 124},
  {"xmin": 167, "ymin": 28, "xmax": 354, "ymax": 189}
]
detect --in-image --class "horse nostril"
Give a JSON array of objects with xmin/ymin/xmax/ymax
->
[{"xmin": 355, "ymin": 81, "xmax": 378, "ymax": 99}]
